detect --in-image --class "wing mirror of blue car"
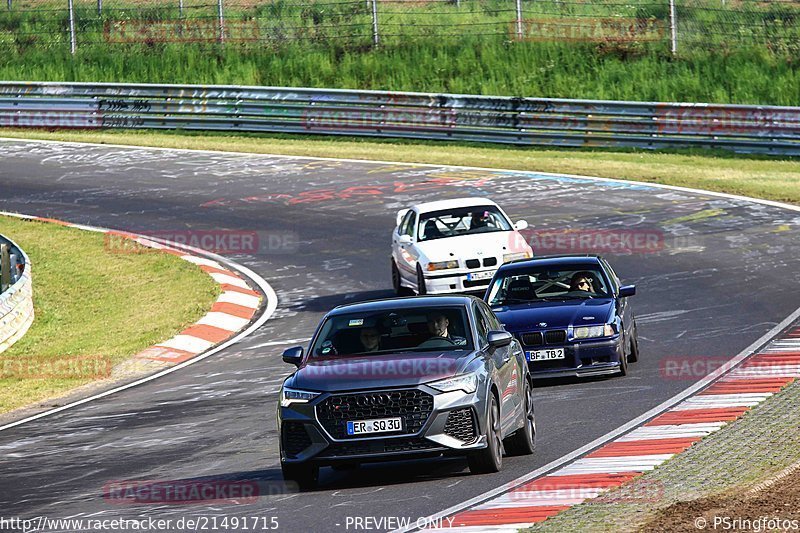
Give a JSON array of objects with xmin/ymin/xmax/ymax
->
[
  {"xmin": 398, "ymin": 235, "xmax": 413, "ymax": 246},
  {"xmin": 487, "ymin": 330, "xmax": 513, "ymax": 349},
  {"xmin": 514, "ymin": 220, "xmax": 529, "ymax": 230},
  {"xmin": 282, "ymin": 346, "xmax": 304, "ymax": 366},
  {"xmin": 619, "ymin": 285, "xmax": 636, "ymax": 298}
]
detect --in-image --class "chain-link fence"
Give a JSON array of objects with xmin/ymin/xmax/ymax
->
[{"xmin": 1, "ymin": 0, "xmax": 799, "ymax": 54}]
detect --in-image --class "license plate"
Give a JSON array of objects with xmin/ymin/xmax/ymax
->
[
  {"xmin": 526, "ymin": 348, "xmax": 565, "ymax": 361},
  {"xmin": 346, "ymin": 417, "xmax": 403, "ymax": 435},
  {"xmin": 467, "ymin": 271, "xmax": 494, "ymax": 281}
]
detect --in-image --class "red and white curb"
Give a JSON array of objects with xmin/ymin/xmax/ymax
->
[
  {"xmin": 409, "ymin": 317, "xmax": 800, "ymax": 533},
  {"xmin": 0, "ymin": 211, "xmax": 276, "ymax": 433}
]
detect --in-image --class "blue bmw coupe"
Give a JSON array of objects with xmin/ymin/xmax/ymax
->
[{"xmin": 484, "ymin": 255, "xmax": 639, "ymax": 379}]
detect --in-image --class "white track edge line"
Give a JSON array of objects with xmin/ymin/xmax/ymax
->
[
  {"xmin": 0, "ymin": 212, "xmax": 278, "ymax": 433},
  {"xmin": 393, "ymin": 304, "xmax": 800, "ymax": 533},
  {"xmin": 1, "ymin": 137, "xmax": 799, "ymax": 214}
]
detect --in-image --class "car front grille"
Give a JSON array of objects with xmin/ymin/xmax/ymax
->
[
  {"xmin": 318, "ymin": 437, "xmax": 442, "ymax": 458},
  {"xmin": 466, "ymin": 259, "xmax": 480, "ymax": 269},
  {"xmin": 545, "ymin": 330, "xmax": 567, "ymax": 344},
  {"xmin": 483, "ymin": 257, "xmax": 498, "ymax": 267},
  {"xmin": 317, "ymin": 389, "xmax": 434, "ymax": 439},
  {"xmin": 443, "ymin": 408, "xmax": 477, "ymax": 443},
  {"xmin": 282, "ymin": 421, "xmax": 313, "ymax": 458},
  {"xmin": 521, "ymin": 332, "xmax": 543, "ymax": 346}
]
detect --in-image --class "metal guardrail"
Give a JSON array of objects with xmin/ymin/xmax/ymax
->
[
  {"xmin": 1, "ymin": 81, "xmax": 799, "ymax": 155},
  {"xmin": 0, "ymin": 233, "xmax": 33, "ymax": 355}
]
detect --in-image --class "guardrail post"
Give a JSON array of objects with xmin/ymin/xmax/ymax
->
[
  {"xmin": 7, "ymin": 0, "xmax": 11, "ymax": 11},
  {"xmin": 669, "ymin": 0, "xmax": 678, "ymax": 54},
  {"xmin": 218, "ymin": 0, "xmax": 225, "ymax": 43},
  {"xmin": 97, "ymin": 0, "xmax": 102, "ymax": 16},
  {"xmin": 515, "ymin": 0, "xmax": 523, "ymax": 39},
  {"xmin": 0, "ymin": 244, "xmax": 9, "ymax": 294},
  {"xmin": 179, "ymin": 0, "xmax": 183, "ymax": 17},
  {"xmin": 371, "ymin": 0, "xmax": 379, "ymax": 46},
  {"xmin": 68, "ymin": 0, "xmax": 77, "ymax": 54}
]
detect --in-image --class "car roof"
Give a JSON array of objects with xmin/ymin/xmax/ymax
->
[
  {"xmin": 328, "ymin": 295, "xmax": 480, "ymax": 316},
  {"xmin": 411, "ymin": 197, "xmax": 499, "ymax": 214},
  {"xmin": 497, "ymin": 254, "xmax": 603, "ymax": 274}
]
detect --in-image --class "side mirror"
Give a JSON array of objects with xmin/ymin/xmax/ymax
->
[
  {"xmin": 487, "ymin": 330, "xmax": 513, "ymax": 349},
  {"xmin": 618, "ymin": 285, "xmax": 636, "ymax": 298},
  {"xmin": 514, "ymin": 220, "xmax": 528, "ymax": 231},
  {"xmin": 398, "ymin": 234, "xmax": 413, "ymax": 246},
  {"xmin": 282, "ymin": 346, "xmax": 304, "ymax": 366}
]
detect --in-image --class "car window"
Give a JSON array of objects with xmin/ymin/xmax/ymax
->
[
  {"xmin": 480, "ymin": 301, "xmax": 503, "ymax": 330},
  {"xmin": 310, "ymin": 306, "xmax": 473, "ymax": 357},
  {"xmin": 487, "ymin": 265, "xmax": 612, "ymax": 306},
  {"xmin": 473, "ymin": 303, "xmax": 490, "ymax": 348},
  {"xmin": 399, "ymin": 211, "xmax": 415, "ymax": 237},
  {"xmin": 418, "ymin": 205, "xmax": 512, "ymax": 242},
  {"xmin": 602, "ymin": 259, "xmax": 620, "ymax": 292}
]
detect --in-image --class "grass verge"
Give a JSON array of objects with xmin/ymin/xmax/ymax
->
[
  {"xmin": 2, "ymin": 129, "xmax": 800, "ymax": 205},
  {"xmin": 524, "ymin": 378, "xmax": 800, "ymax": 532},
  {"xmin": 0, "ymin": 215, "xmax": 220, "ymax": 413}
]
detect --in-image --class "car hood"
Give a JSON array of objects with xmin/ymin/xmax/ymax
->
[
  {"xmin": 288, "ymin": 351, "xmax": 477, "ymax": 392},
  {"xmin": 416, "ymin": 231, "xmax": 528, "ymax": 262},
  {"xmin": 492, "ymin": 299, "xmax": 615, "ymax": 331}
]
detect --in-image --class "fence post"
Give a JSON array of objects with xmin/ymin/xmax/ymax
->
[
  {"xmin": 97, "ymin": 0, "xmax": 102, "ymax": 16},
  {"xmin": 68, "ymin": 0, "xmax": 77, "ymax": 54},
  {"xmin": 218, "ymin": 0, "xmax": 225, "ymax": 43},
  {"xmin": 515, "ymin": 0, "xmax": 523, "ymax": 39},
  {"xmin": 7, "ymin": 0, "xmax": 10, "ymax": 11},
  {"xmin": 371, "ymin": 0, "xmax": 379, "ymax": 46},
  {"xmin": 179, "ymin": 0, "xmax": 184, "ymax": 17},
  {"xmin": 0, "ymin": 244, "xmax": 9, "ymax": 294},
  {"xmin": 669, "ymin": 0, "xmax": 678, "ymax": 54}
]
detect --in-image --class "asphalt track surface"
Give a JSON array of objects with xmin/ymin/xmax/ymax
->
[{"xmin": 1, "ymin": 139, "xmax": 799, "ymax": 532}]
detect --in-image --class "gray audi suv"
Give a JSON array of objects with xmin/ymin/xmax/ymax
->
[{"xmin": 278, "ymin": 295, "xmax": 535, "ymax": 489}]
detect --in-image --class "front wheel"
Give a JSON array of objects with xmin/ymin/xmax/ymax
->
[
  {"xmin": 416, "ymin": 264, "xmax": 428, "ymax": 295},
  {"xmin": 504, "ymin": 378, "xmax": 535, "ymax": 456},
  {"xmin": 281, "ymin": 462, "xmax": 319, "ymax": 491},
  {"xmin": 628, "ymin": 322, "xmax": 640, "ymax": 363},
  {"xmin": 468, "ymin": 395, "xmax": 502, "ymax": 474}
]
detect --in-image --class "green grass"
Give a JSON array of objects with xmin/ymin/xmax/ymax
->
[
  {"xmin": 0, "ymin": 215, "xmax": 220, "ymax": 413},
  {"xmin": 2, "ymin": 129, "xmax": 799, "ymax": 205},
  {"xmin": 1, "ymin": 0, "xmax": 799, "ymax": 104}
]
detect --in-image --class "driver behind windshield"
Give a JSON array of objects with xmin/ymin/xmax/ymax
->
[
  {"xmin": 570, "ymin": 271, "xmax": 596, "ymax": 293},
  {"xmin": 470, "ymin": 210, "xmax": 493, "ymax": 231},
  {"xmin": 359, "ymin": 326, "xmax": 382, "ymax": 352},
  {"xmin": 426, "ymin": 312, "xmax": 467, "ymax": 346}
]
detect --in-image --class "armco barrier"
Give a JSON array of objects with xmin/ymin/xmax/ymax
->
[
  {"xmin": 0, "ymin": 234, "xmax": 33, "ymax": 354},
  {"xmin": 1, "ymin": 81, "xmax": 799, "ymax": 155}
]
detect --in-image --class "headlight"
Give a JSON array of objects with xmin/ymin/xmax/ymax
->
[
  {"xmin": 427, "ymin": 373, "xmax": 478, "ymax": 394},
  {"xmin": 427, "ymin": 260, "xmax": 459, "ymax": 271},
  {"xmin": 503, "ymin": 251, "xmax": 532, "ymax": 263},
  {"xmin": 281, "ymin": 387, "xmax": 321, "ymax": 407},
  {"xmin": 573, "ymin": 324, "xmax": 615, "ymax": 339}
]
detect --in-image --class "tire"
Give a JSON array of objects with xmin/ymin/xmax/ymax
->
[
  {"xmin": 504, "ymin": 378, "xmax": 535, "ymax": 456},
  {"xmin": 618, "ymin": 342, "xmax": 629, "ymax": 376},
  {"xmin": 468, "ymin": 394, "xmax": 502, "ymax": 474},
  {"xmin": 391, "ymin": 259, "xmax": 403, "ymax": 296},
  {"xmin": 628, "ymin": 322, "xmax": 640, "ymax": 363},
  {"xmin": 281, "ymin": 462, "xmax": 319, "ymax": 491},
  {"xmin": 416, "ymin": 264, "xmax": 427, "ymax": 296}
]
